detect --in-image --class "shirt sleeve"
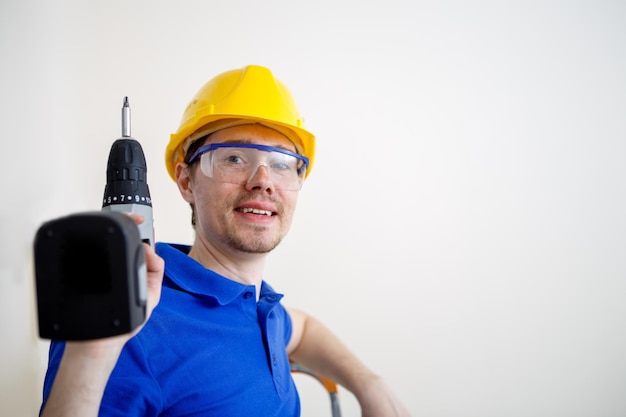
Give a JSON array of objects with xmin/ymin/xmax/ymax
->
[
  {"xmin": 282, "ymin": 304, "xmax": 293, "ymax": 348},
  {"xmin": 98, "ymin": 336, "xmax": 163, "ymax": 416},
  {"xmin": 40, "ymin": 341, "xmax": 64, "ymax": 415}
]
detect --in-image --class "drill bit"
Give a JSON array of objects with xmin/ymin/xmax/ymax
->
[{"xmin": 122, "ymin": 96, "xmax": 131, "ymax": 138}]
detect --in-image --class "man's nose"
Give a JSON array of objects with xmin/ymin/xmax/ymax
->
[{"xmin": 245, "ymin": 163, "xmax": 275, "ymax": 193}]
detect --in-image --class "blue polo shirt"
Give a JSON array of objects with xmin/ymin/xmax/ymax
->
[{"xmin": 42, "ymin": 242, "xmax": 300, "ymax": 416}]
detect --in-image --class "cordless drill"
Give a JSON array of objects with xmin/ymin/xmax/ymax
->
[{"xmin": 34, "ymin": 97, "xmax": 152, "ymax": 340}]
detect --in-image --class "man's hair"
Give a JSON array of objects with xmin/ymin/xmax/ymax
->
[{"xmin": 184, "ymin": 137, "xmax": 208, "ymax": 228}]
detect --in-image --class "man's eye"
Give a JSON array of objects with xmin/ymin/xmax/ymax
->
[
  {"xmin": 225, "ymin": 155, "xmax": 245, "ymax": 164},
  {"xmin": 271, "ymin": 162, "xmax": 291, "ymax": 171}
]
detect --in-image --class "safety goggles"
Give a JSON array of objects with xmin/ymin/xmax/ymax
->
[{"xmin": 186, "ymin": 143, "xmax": 309, "ymax": 191}]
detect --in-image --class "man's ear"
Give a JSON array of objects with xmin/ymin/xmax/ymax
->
[{"xmin": 175, "ymin": 162, "xmax": 194, "ymax": 204}]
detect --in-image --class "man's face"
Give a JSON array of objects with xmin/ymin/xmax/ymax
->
[{"xmin": 181, "ymin": 124, "xmax": 301, "ymax": 255}]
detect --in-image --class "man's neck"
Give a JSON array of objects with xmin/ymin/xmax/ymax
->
[{"xmin": 187, "ymin": 239, "xmax": 267, "ymax": 298}]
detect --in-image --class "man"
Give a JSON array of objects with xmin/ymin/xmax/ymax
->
[{"xmin": 40, "ymin": 65, "xmax": 410, "ymax": 416}]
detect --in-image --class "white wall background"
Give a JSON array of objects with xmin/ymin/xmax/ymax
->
[{"xmin": 1, "ymin": 0, "xmax": 625, "ymax": 416}]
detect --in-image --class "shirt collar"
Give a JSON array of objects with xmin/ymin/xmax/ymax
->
[{"xmin": 156, "ymin": 242, "xmax": 282, "ymax": 305}]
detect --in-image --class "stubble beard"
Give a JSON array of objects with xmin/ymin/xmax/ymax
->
[
  {"xmin": 222, "ymin": 196, "xmax": 290, "ymax": 254},
  {"xmin": 223, "ymin": 224, "xmax": 284, "ymax": 254},
  {"xmin": 201, "ymin": 190, "xmax": 295, "ymax": 254}
]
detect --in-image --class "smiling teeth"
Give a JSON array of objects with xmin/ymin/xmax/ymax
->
[{"xmin": 241, "ymin": 208, "xmax": 273, "ymax": 216}]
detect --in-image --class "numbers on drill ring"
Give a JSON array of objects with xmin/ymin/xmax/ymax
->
[{"xmin": 103, "ymin": 195, "xmax": 151, "ymax": 205}]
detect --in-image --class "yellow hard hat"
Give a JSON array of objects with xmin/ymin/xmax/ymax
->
[{"xmin": 166, "ymin": 65, "xmax": 315, "ymax": 181}]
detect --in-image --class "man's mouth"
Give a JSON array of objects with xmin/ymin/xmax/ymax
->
[{"xmin": 237, "ymin": 207, "xmax": 275, "ymax": 217}]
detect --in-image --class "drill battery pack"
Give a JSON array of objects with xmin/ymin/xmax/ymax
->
[{"xmin": 34, "ymin": 211, "xmax": 147, "ymax": 340}]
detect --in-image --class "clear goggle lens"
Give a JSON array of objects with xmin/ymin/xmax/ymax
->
[{"xmin": 187, "ymin": 143, "xmax": 309, "ymax": 191}]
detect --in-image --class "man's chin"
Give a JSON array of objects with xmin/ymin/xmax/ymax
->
[{"xmin": 226, "ymin": 235, "xmax": 282, "ymax": 254}]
